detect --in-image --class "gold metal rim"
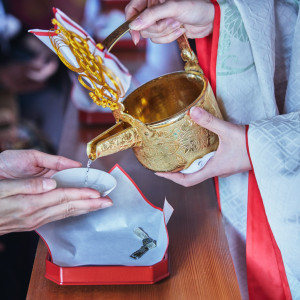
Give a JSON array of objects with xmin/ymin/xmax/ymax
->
[{"xmin": 122, "ymin": 70, "xmax": 207, "ymax": 128}]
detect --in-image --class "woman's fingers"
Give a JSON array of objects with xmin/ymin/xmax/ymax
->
[
  {"xmin": 150, "ymin": 28, "xmax": 186, "ymax": 44},
  {"xmin": 27, "ymin": 196, "xmax": 113, "ymax": 230},
  {"xmin": 32, "ymin": 150, "xmax": 82, "ymax": 171},
  {"xmin": 155, "ymin": 172, "xmax": 193, "ymax": 186},
  {"xmin": 155, "ymin": 108, "xmax": 252, "ymax": 187},
  {"xmin": 132, "ymin": 17, "xmax": 183, "ymax": 45},
  {"xmin": 155, "ymin": 157, "xmax": 216, "ymax": 187},
  {"xmin": 139, "ymin": 21, "xmax": 212, "ymax": 42},
  {"xmin": 125, "ymin": 0, "xmax": 147, "ymax": 45},
  {"xmin": 129, "ymin": 2, "xmax": 178, "ymax": 31},
  {"xmin": 155, "ymin": 171, "xmax": 206, "ymax": 187},
  {"xmin": 125, "ymin": 0, "xmax": 166, "ymax": 20},
  {"xmin": 0, "ymin": 187, "xmax": 113, "ymax": 234},
  {"xmin": 129, "ymin": 7, "xmax": 164, "ymax": 30},
  {"xmin": 0, "ymin": 178, "xmax": 56, "ymax": 197},
  {"xmin": 125, "ymin": 0, "xmax": 148, "ymax": 20},
  {"xmin": 139, "ymin": 18, "xmax": 185, "ymax": 43},
  {"xmin": 131, "ymin": 30, "xmax": 141, "ymax": 45},
  {"xmin": 0, "ymin": 150, "xmax": 82, "ymax": 179},
  {"xmin": 140, "ymin": 18, "xmax": 181, "ymax": 36},
  {"xmin": 189, "ymin": 107, "xmax": 227, "ymax": 136},
  {"xmin": 32, "ymin": 187, "xmax": 105, "ymax": 210},
  {"xmin": 126, "ymin": 0, "xmax": 215, "ymax": 44},
  {"xmin": 125, "ymin": 0, "xmax": 169, "ymax": 45},
  {"xmin": 154, "ymin": 108, "xmax": 225, "ymax": 186}
]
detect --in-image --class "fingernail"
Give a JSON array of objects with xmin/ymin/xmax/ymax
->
[
  {"xmin": 88, "ymin": 193, "xmax": 101, "ymax": 199},
  {"xmin": 101, "ymin": 201, "xmax": 113, "ymax": 209},
  {"xmin": 129, "ymin": 16, "xmax": 143, "ymax": 30},
  {"xmin": 175, "ymin": 27, "xmax": 185, "ymax": 37},
  {"xmin": 190, "ymin": 106, "xmax": 202, "ymax": 118},
  {"xmin": 168, "ymin": 20, "xmax": 181, "ymax": 29},
  {"xmin": 43, "ymin": 178, "xmax": 56, "ymax": 191},
  {"xmin": 132, "ymin": 34, "xmax": 139, "ymax": 46},
  {"xmin": 60, "ymin": 160, "xmax": 82, "ymax": 170}
]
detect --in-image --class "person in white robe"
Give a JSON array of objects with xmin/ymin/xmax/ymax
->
[{"xmin": 125, "ymin": 0, "xmax": 300, "ymax": 299}]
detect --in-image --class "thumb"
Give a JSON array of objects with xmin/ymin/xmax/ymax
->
[
  {"xmin": 190, "ymin": 107, "xmax": 225, "ymax": 136},
  {"xmin": 0, "ymin": 178, "xmax": 56, "ymax": 198}
]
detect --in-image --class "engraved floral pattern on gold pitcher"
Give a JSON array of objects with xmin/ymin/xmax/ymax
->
[
  {"xmin": 80, "ymin": 17, "xmax": 223, "ymax": 172},
  {"xmin": 87, "ymin": 68, "xmax": 222, "ymax": 172}
]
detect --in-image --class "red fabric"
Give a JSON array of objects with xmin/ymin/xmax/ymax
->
[
  {"xmin": 195, "ymin": 0, "xmax": 220, "ymax": 94},
  {"xmin": 195, "ymin": 0, "xmax": 221, "ymax": 209},
  {"xmin": 195, "ymin": 0, "xmax": 292, "ymax": 297},
  {"xmin": 246, "ymin": 126, "xmax": 292, "ymax": 300},
  {"xmin": 214, "ymin": 177, "xmax": 221, "ymax": 210},
  {"xmin": 196, "ymin": 33, "xmax": 212, "ymax": 79}
]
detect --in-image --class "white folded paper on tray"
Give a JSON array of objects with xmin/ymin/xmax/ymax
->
[
  {"xmin": 29, "ymin": 8, "xmax": 132, "ymax": 112},
  {"xmin": 37, "ymin": 165, "xmax": 173, "ymax": 267}
]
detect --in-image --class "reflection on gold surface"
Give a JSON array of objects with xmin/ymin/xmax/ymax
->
[{"xmin": 123, "ymin": 72, "xmax": 204, "ymax": 124}]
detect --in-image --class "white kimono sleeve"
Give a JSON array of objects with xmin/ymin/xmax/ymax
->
[{"xmin": 248, "ymin": 110, "xmax": 300, "ymax": 298}]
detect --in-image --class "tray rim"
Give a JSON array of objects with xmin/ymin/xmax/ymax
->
[{"xmin": 45, "ymin": 251, "xmax": 170, "ymax": 285}]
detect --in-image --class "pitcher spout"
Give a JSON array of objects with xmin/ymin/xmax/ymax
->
[{"xmin": 87, "ymin": 121, "xmax": 142, "ymax": 160}]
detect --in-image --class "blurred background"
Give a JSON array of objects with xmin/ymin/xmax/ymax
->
[{"xmin": 0, "ymin": 0, "xmax": 184, "ymax": 299}]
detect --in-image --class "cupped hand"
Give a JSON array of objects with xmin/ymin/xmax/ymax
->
[
  {"xmin": 125, "ymin": 0, "xmax": 215, "ymax": 44},
  {"xmin": 0, "ymin": 149, "xmax": 82, "ymax": 179},
  {"xmin": 0, "ymin": 150, "xmax": 113, "ymax": 235},
  {"xmin": 0, "ymin": 177, "xmax": 113, "ymax": 235},
  {"xmin": 156, "ymin": 107, "xmax": 252, "ymax": 187}
]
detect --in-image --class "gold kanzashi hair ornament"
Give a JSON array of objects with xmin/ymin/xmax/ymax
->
[{"xmin": 49, "ymin": 18, "xmax": 123, "ymax": 111}]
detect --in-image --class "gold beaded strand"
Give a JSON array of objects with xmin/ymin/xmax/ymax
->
[{"xmin": 49, "ymin": 18, "xmax": 123, "ymax": 111}]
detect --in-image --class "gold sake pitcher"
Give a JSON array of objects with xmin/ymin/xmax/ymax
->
[{"xmin": 87, "ymin": 20, "xmax": 222, "ymax": 172}]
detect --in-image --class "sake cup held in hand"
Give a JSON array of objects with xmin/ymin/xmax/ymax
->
[{"xmin": 51, "ymin": 168, "xmax": 117, "ymax": 196}]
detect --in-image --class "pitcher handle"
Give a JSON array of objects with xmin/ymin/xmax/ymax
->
[
  {"xmin": 176, "ymin": 34, "xmax": 203, "ymax": 74},
  {"xmin": 101, "ymin": 12, "xmax": 143, "ymax": 52},
  {"xmin": 101, "ymin": 12, "xmax": 203, "ymax": 74}
]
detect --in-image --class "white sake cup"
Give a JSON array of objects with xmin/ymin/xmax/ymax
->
[{"xmin": 52, "ymin": 168, "xmax": 117, "ymax": 196}]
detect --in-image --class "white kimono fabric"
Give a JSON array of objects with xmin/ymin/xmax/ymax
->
[{"xmin": 214, "ymin": 0, "xmax": 300, "ymax": 299}]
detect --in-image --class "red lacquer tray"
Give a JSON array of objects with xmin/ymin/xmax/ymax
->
[{"xmin": 44, "ymin": 252, "xmax": 169, "ymax": 285}]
